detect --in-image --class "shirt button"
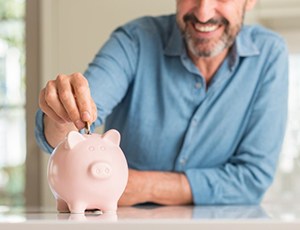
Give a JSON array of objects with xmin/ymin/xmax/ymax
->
[
  {"xmin": 195, "ymin": 82, "xmax": 202, "ymax": 89},
  {"xmin": 180, "ymin": 158, "xmax": 187, "ymax": 165}
]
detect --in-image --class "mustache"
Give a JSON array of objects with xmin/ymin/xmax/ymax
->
[{"xmin": 183, "ymin": 13, "xmax": 228, "ymax": 26}]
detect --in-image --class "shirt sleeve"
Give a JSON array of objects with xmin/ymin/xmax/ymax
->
[
  {"xmin": 185, "ymin": 40, "xmax": 289, "ymax": 205},
  {"xmin": 34, "ymin": 25, "xmax": 138, "ymax": 153},
  {"xmin": 84, "ymin": 25, "xmax": 138, "ymax": 128},
  {"xmin": 34, "ymin": 109, "xmax": 55, "ymax": 153}
]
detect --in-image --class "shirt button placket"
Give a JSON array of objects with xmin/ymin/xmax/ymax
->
[{"xmin": 195, "ymin": 82, "xmax": 202, "ymax": 89}]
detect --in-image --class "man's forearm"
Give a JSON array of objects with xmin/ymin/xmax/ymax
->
[
  {"xmin": 44, "ymin": 115, "xmax": 77, "ymax": 148},
  {"xmin": 119, "ymin": 169, "xmax": 193, "ymax": 206},
  {"xmin": 148, "ymin": 171, "xmax": 193, "ymax": 205}
]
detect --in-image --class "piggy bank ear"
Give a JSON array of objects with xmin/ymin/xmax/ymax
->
[
  {"xmin": 102, "ymin": 129, "xmax": 121, "ymax": 146},
  {"xmin": 65, "ymin": 131, "xmax": 85, "ymax": 150}
]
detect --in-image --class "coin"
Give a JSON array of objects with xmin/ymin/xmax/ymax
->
[{"xmin": 85, "ymin": 122, "xmax": 91, "ymax": 135}]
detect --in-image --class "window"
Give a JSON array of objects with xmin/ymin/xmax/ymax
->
[{"xmin": 0, "ymin": 0, "xmax": 25, "ymax": 207}]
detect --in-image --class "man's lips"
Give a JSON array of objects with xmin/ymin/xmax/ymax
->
[
  {"xmin": 194, "ymin": 23, "xmax": 219, "ymax": 33},
  {"xmin": 187, "ymin": 22, "xmax": 223, "ymax": 39},
  {"xmin": 183, "ymin": 14, "xmax": 226, "ymax": 36}
]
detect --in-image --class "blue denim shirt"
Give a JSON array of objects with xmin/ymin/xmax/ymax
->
[{"xmin": 35, "ymin": 15, "xmax": 288, "ymax": 205}]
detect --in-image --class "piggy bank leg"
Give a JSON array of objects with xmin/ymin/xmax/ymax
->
[
  {"xmin": 56, "ymin": 198, "xmax": 70, "ymax": 213},
  {"xmin": 68, "ymin": 202, "xmax": 87, "ymax": 214}
]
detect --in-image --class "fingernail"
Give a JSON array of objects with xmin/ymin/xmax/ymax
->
[
  {"xmin": 75, "ymin": 120, "xmax": 85, "ymax": 129},
  {"xmin": 81, "ymin": 111, "xmax": 91, "ymax": 121}
]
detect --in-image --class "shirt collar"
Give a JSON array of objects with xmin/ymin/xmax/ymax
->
[
  {"xmin": 164, "ymin": 20, "xmax": 260, "ymax": 59},
  {"xmin": 235, "ymin": 26, "xmax": 260, "ymax": 57},
  {"xmin": 164, "ymin": 19, "xmax": 185, "ymax": 56}
]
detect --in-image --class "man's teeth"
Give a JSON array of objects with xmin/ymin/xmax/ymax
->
[{"xmin": 195, "ymin": 24, "xmax": 218, "ymax": 32}]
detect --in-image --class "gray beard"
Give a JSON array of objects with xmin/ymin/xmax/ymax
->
[
  {"xmin": 182, "ymin": 9, "xmax": 245, "ymax": 58},
  {"xmin": 184, "ymin": 26, "xmax": 238, "ymax": 58}
]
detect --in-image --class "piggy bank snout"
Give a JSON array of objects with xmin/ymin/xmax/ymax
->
[{"xmin": 89, "ymin": 162, "xmax": 112, "ymax": 179}]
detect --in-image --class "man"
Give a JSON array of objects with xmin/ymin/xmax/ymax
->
[{"xmin": 35, "ymin": 0, "xmax": 288, "ymax": 206}]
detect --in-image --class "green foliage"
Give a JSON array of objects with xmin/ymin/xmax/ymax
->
[
  {"xmin": 0, "ymin": 0, "xmax": 25, "ymax": 20},
  {"xmin": 0, "ymin": 165, "xmax": 25, "ymax": 206},
  {"xmin": 0, "ymin": 0, "xmax": 25, "ymax": 48}
]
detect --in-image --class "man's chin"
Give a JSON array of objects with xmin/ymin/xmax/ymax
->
[{"xmin": 188, "ymin": 42, "xmax": 227, "ymax": 59}]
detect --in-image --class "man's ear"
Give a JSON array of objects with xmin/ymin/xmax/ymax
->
[{"xmin": 245, "ymin": 0, "xmax": 257, "ymax": 11}]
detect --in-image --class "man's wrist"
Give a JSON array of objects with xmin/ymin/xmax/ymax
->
[
  {"xmin": 44, "ymin": 114, "xmax": 77, "ymax": 148},
  {"xmin": 146, "ymin": 171, "xmax": 193, "ymax": 205}
]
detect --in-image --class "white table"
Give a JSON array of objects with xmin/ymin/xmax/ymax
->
[{"xmin": 1, "ymin": 203, "xmax": 300, "ymax": 230}]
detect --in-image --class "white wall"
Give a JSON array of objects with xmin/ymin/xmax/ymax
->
[{"xmin": 42, "ymin": 0, "xmax": 175, "ymax": 79}]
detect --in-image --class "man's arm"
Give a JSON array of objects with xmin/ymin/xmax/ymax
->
[
  {"xmin": 35, "ymin": 26, "xmax": 138, "ymax": 151},
  {"xmin": 119, "ymin": 37, "xmax": 289, "ymax": 206},
  {"xmin": 118, "ymin": 169, "xmax": 193, "ymax": 206},
  {"xmin": 37, "ymin": 73, "xmax": 97, "ymax": 150}
]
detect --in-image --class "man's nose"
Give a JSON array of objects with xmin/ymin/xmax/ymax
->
[{"xmin": 195, "ymin": 0, "xmax": 217, "ymax": 23}]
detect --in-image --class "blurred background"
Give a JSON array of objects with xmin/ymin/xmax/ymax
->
[{"xmin": 0, "ymin": 0, "xmax": 299, "ymax": 209}]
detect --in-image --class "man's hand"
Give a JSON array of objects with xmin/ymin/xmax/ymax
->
[
  {"xmin": 39, "ymin": 73, "xmax": 97, "ymax": 147},
  {"xmin": 118, "ymin": 169, "xmax": 193, "ymax": 206}
]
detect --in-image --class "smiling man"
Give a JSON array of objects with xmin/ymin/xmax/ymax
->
[{"xmin": 35, "ymin": 0, "xmax": 288, "ymax": 206}]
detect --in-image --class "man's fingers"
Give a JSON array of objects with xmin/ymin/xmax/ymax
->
[
  {"xmin": 39, "ymin": 73, "xmax": 97, "ymax": 130},
  {"xmin": 39, "ymin": 88, "xmax": 66, "ymax": 124},
  {"xmin": 70, "ymin": 73, "xmax": 93, "ymax": 122},
  {"xmin": 43, "ymin": 80, "xmax": 72, "ymax": 122},
  {"xmin": 56, "ymin": 74, "xmax": 81, "ymax": 123},
  {"xmin": 91, "ymin": 99, "xmax": 98, "ymax": 122}
]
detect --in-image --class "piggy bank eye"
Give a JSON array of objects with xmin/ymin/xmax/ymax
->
[
  {"xmin": 88, "ymin": 146, "xmax": 95, "ymax": 152},
  {"xmin": 98, "ymin": 146, "xmax": 106, "ymax": 151}
]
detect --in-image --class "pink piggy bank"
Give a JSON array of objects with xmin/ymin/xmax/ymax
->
[{"xmin": 47, "ymin": 129, "xmax": 128, "ymax": 214}]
